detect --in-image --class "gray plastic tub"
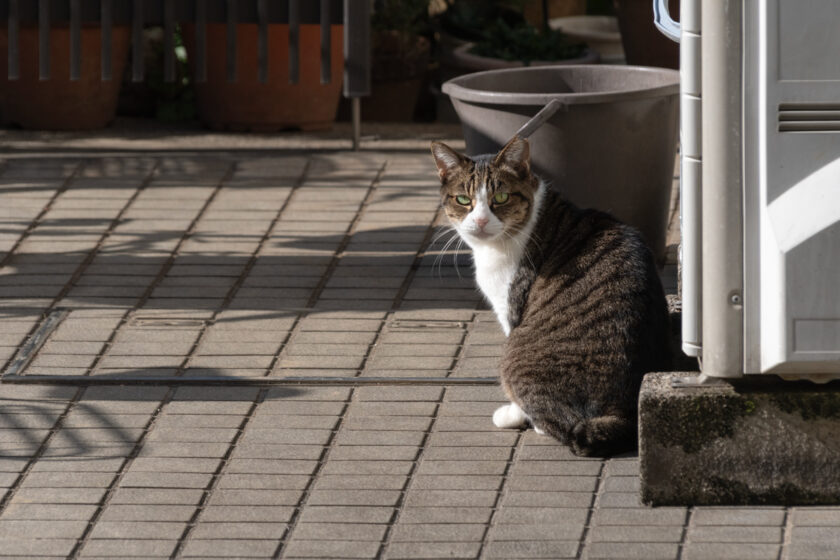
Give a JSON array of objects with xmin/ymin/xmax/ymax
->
[{"xmin": 443, "ymin": 65, "xmax": 680, "ymax": 262}]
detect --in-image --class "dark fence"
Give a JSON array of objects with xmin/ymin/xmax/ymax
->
[{"xmin": 1, "ymin": 0, "xmax": 371, "ymax": 144}]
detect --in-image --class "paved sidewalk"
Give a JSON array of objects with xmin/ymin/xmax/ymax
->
[{"xmin": 0, "ymin": 125, "xmax": 836, "ymax": 559}]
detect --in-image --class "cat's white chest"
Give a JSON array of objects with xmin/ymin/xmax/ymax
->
[{"xmin": 473, "ymin": 247, "xmax": 519, "ymax": 336}]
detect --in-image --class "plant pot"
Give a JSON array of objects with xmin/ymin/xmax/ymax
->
[
  {"xmin": 182, "ymin": 23, "xmax": 343, "ymax": 131},
  {"xmin": 523, "ymin": 0, "xmax": 587, "ymax": 29},
  {"xmin": 0, "ymin": 25, "xmax": 130, "ymax": 130},
  {"xmin": 356, "ymin": 33, "xmax": 430, "ymax": 122},
  {"xmin": 549, "ymin": 15, "xmax": 624, "ymax": 63},
  {"xmin": 613, "ymin": 0, "xmax": 679, "ymax": 69},
  {"xmin": 443, "ymin": 65, "xmax": 679, "ymax": 263},
  {"xmin": 451, "ymin": 43, "xmax": 599, "ymax": 73}
]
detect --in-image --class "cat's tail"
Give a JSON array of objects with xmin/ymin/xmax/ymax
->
[{"xmin": 544, "ymin": 415, "xmax": 637, "ymax": 457}]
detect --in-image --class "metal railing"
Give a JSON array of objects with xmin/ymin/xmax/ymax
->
[{"xmin": 1, "ymin": 0, "xmax": 371, "ymax": 147}]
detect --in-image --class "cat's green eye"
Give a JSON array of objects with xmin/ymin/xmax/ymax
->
[
  {"xmin": 493, "ymin": 192, "xmax": 510, "ymax": 205},
  {"xmin": 455, "ymin": 195, "xmax": 471, "ymax": 206}
]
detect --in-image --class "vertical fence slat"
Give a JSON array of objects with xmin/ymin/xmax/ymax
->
[
  {"xmin": 320, "ymin": 0, "xmax": 330, "ymax": 84},
  {"xmin": 257, "ymin": 0, "xmax": 267, "ymax": 83},
  {"xmin": 70, "ymin": 0, "xmax": 81, "ymax": 80},
  {"xmin": 101, "ymin": 0, "xmax": 113, "ymax": 80},
  {"xmin": 344, "ymin": 0, "xmax": 371, "ymax": 150},
  {"xmin": 289, "ymin": 0, "xmax": 299, "ymax": 84},
  {"xmin": 38, "ymin": 0, "xmax": 49, "ymax": 80},
  {"xmin": 132, "ymin": 0, "xmax": 144, "ymax": 81},
  {"xmin": 343, "ymin": 0, "xmax": 370, "ymax": 97},
  {"xmin": 8, "ymin": 0, "xmax": 19, "ymax": 80},
  {"xmin": 163, "ymin": 0, "xmax": 175, "ymax": 82},
  {"xmin": 226, "ymin": 0, "xmax": 236, "ymax": 83},
  {"xmin": 195, "ymin": 0, "xmax": 206, "ymax": 83}
]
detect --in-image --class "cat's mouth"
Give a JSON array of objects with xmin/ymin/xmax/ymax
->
[{"xmin": 467, "ymin": 230, "xmax": 497, "ymax": 241}]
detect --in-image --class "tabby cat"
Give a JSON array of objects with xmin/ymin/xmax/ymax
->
[{"xmin": 431, "ymin": 136, "xmax": 672, "ymax": 457}]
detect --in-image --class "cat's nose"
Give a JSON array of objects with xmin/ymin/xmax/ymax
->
[{"xmin": 475, "ymin": 217, "xmax": 489, "ymax": 230}]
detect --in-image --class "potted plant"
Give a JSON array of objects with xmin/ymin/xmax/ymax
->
[
  {"xmin": 0, "ymin": 24, "xmax": 130, "ymax": 130},
  {"xmin": 182, "ymin": 14, "xmax": 344, "ymax": 131},
  {"xmin": 451, "ymin": 18, "xmax": 597, "ymax": 71},
  {"xmin": 437, "ymin": 0, "xmax": 595, "ymax": 72},
  {"xmin": 348, "ymin": 0, "xmax": 432, "ymax": 122}
]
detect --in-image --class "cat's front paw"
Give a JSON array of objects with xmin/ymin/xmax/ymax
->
[{"xmin": 493, "ymin": 403, "xmax": 528, "ymax": 429}]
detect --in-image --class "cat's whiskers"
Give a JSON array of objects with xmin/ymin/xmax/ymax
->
[{"xmin": 432, "ymin": 227, "xmax": 461, "ymax": 278}]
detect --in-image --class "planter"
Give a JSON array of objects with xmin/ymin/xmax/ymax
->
[
  {"xmin": 451, "ymin": 42, "xmax": 598, "ymax": 73},
  {"xmin": 0, "ymin": 25, "xmax": 130, "ymax": 130},
  {"xmin": 443, "ymin": 65, "xmax": 679, "ymax": 262},
  {"xmin": 549, "ymin": 16, "xmax": 624, "ymax": 63},
  {"xmin": 614, "ymin": 0, "xmax": 679, "ymax": 69},
  {"xmin": 361, "ymin": 33, "xmax": 430, "ymax": 122},
  {"xmin": 523, "ymin": 0, "xmax": 587, "ymax": 29},
  {"xmin": 183, "ymin": 23, "xmax": 343, "ymax": 131}
]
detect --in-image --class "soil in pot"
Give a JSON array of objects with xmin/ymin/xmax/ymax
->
[
  {"xmin": 182, "ymin": 23, "xmax": 343, "ymax": 132},
  {"xmin": 0, "ymin": 25, "xmax": 130, "ymax": 130}
]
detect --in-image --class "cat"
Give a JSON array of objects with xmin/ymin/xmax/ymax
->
[{"xmin": 431, "ymin": 136, "xmax": 673, "ymax": 457}]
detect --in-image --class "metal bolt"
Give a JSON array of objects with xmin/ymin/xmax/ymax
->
[{"xmin": 730, "ymin": 293, "xmax": 742, "ymax": 305}]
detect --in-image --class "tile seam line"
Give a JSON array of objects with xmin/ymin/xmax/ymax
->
[
  {"xmin": 174, "ymin": 158, "xmax": 313, "ymax": 378},
  {"xmin": 267, "ymin": 160, "xmax": 387, "ymax": 379},
  {"xmin": 170, "ymin": 388, "xmax": 268, "ymax": 558},
  {"xmin": 677, "ymin": 505, "xmax": 695, "ymax": 560},
  {"xmin": 575, "ymin": 459, "xmax": 606, "ymax": 560},
  {"xmin": 0, "ymin": 386, "xmax": 85, "ymax": 517},
  {"xmin": 1, "ymin": 159, "xmax": 159, "ymax": 377},
  {"xmin": 84, "ymin": 161, "xmax": 237, "ymax": 378},
  {"xmin": 778, "ymin": 507, "xmax": 791, "ymax": 560},
  {"xmin": 375, "ymin": 387, "xmax": 447, "ymax": 558},
  {"xmin": 67, "ymin": 386, "xmax": 178, "ymax": 559},
  {"xmin": 271, "ymin": 388, "xmax": 355, "ymax": 558},
  {"xmin": 476, "ymin": 428, "xmax": 526, "ymax": 559}
]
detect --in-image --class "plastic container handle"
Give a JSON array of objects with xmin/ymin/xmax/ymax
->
[
  {"xmin": 514, "ymin": 99, "xmax": 565, "ymax": 139},
  {"xmin": 653, "ymin": 0, "xmax": 681, "ymax": 42}
]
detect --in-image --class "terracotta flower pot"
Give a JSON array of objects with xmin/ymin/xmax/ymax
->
[
  {"xmin": 0, "ymin": 25, "xmax": 130, "ymax": 130},
  {"xmin": 183, "ymin": 24, "xmax": 343, "ymax": 131}
]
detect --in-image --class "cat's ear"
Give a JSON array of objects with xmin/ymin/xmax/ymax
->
[
  {"xmin": 494, "ymin": 136, "xmax": 531, "ymax": 178},
  {"xmin": 431, "ymin": 142, "xmax": 467, "ymax": 182}
]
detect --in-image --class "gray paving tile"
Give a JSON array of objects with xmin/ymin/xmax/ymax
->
[
  {"xmin": 683, "ymin": 542, "xmax": 781, "ymax": 560},
  {"xmin": 485, "ymin": 540, "xmax": 579, "ymax": 559},
  {"xmin": 190, "ymin": 521, "xmax": 288, "ymax": 540},
  {"xmin": 588, "ymin": 525, "xmax": 684, "ymax": 543},
  {"xmin": 97, "ymin": 504, "xmax": 197, "ymax": 522},
  {"xmin": 689, "ymin": 525, "xmax": 782, "ymax": 543},
  {"xmin": 79, "ymin": 539, "xmax": 179, "ymax": 557},
  {"xmin": 199, "ymin": 505, "xmax": 296, "ymax": 523},
  {"xmin": 386, "ymin": 541, "xmax": 482, "ymax": 559},
  {"xmin": 0, "ymin": 519, "xmax": 89, "ymax": 539},
  {"xmin": 87, "ymin": 520, "xmax": 185, "ymax": 539},
  {"xmin": 283, "ymin": 539, "xmax": 380, "ymax": 559},
  {"xmin": 298, "ymin": 506, "xmax": 395, "ymax": 524},
  {"xmin": 291, "ymin": 522, "xmax": 388, "ymax": 541},
  {"xmin": 584, "ymin": 542, "xmax": 680, "ymax": 559},
  {"xmin": 0, "ymin": 537, "xmax": 77, "ymax": 557}
]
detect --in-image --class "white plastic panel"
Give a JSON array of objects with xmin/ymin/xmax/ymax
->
[
  {"xmin": 681, "ymin": 95, "xmax": 702, "ymax": 158},
  {"xmin": 754, "ymin": 0, "xmax": 840, "ymax": 375}
]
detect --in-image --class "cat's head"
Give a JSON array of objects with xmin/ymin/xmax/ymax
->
[{"xmin": 431, "ymin": 136, "xmax": 539, "ymax": 246}]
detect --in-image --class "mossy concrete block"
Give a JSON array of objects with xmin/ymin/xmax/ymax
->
[{"xmin": 639, "ymin": 372, "xmax": 840, "ymax": 506}]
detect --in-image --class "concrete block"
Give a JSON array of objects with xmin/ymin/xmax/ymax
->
[{"xmin": 640, "ymin": 372, "xmax": 840, "ymax": 505}]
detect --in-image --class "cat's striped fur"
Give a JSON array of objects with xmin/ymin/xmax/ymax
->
[{"xmin": 431, "ymin": 136, "xmax": 672, "ymax": 457}]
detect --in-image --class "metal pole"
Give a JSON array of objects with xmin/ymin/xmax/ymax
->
[
  {"xmin": 352, "ymin": 97, "xmax": 361, "ymax": 151},
  {"xmin": 700, "ymin": 0, "xmax": 744, "ymax": 377}
]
